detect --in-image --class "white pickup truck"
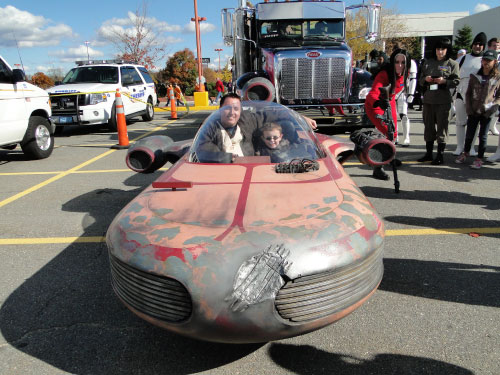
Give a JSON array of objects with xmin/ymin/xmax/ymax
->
[{"xmin": 0, "ymin": 55, "xmax": 54, "ymax": 159}]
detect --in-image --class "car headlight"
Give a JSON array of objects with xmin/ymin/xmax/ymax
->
[
  {"xmin": 89, "ymin": 93, "xmax": 107, "ymax": 105},
  {"xmin": 358, "ymin": 87, "xmax": 371, "ymax": 100}
]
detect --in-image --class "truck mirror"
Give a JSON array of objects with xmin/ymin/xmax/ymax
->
[
  {"xmin": 365, "ymin": 4, "xmax": 381, "ymax": 42},
  {"xmin": 12, "ymin": 69, "xmax": 26, "ymax": 83},
  {"xmin": 221, "ymin": 9, "xmax": 234, "ymax": 46}
]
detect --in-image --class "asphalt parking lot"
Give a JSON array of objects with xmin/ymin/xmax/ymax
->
[{"xmin": 0, "ymin": 108, "xmax": 499, "ymax": 375}]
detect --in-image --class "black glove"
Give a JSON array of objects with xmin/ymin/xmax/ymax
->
[{"xmin": 373, "ymin": 99, "xmax": 388, "ymax": 110}]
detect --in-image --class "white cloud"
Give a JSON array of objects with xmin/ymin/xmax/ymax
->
[
  {"xmin": 49, "ymin": 45, "xmax": 104, "ymax": 63},
  {"xmin": 473, "ymin": 3, "xmax": 491, "ymax": 13},
  {"xmin": 97, "ymin": 12, "xmax": 181, "ymax": 41},
  {"xmin": 183, "ymin": 21, "xmax": 216, "ymax": 34},
  {"xmin": 0, "ymin": 5, "xmax": 76, "ymax": 48}
]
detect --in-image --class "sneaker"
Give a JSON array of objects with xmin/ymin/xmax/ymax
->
[
  {"xmin": 470, "ymin": 158, "xmax": 483, "ymax": 169},
  {"xmin": 455, "ymin": 153, "xmax": 468, "ymax": 164}
]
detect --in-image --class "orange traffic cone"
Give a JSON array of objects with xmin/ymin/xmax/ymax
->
[
  {"xmin": 169, "ymin": 86, "xmax": 177, "ymax": 119},
  {"xmin": 111, "ymin": 89, "xmax": 129, "ymax": 149}
]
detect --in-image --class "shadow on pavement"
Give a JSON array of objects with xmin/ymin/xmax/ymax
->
[
  {"xmin": 268, "ymin": 343, "xmax": 473, "ymax": 375},
  {"xmin": 0, "ymin": 172, "xmax": 260, "ymax": 374},
  {"xmin": 360, "ymin": 186, "xmax": 500, "ymax": 211},
  {"xmin": 381, "ymin": 258, "xmax": 500, "ymax": 308}
]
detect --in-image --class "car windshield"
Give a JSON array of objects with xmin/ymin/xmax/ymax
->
[
  {"xmin": 189, "ymin": 101, "xmax": 324, "ymax": 164},
  {"xmin": 258, "ymin": 19, "xmax": 344, "ymax": 47},
  {"xmin": 62, "ymin": 66, "xmax": 119, "ymax": 84}
]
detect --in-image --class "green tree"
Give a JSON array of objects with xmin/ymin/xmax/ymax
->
[
  {"xmin": 453, "ymin": 24, "xmax": 473, "ymax": 54},
  {"xmin": 160, "ymin": 48, "xmax": 198, "ymax": 92}
]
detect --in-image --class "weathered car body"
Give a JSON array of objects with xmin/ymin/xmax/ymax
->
[{"xmin": 106, "ymin": 101, "xmax": 392, "ymax": 343}]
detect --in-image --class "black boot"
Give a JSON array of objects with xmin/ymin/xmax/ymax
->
[
  {"xmin": 431, "ymin": 143, "xmax": 446, "ymax": 165},
  {"xmin": 373, "ymin": 166, "xmax": 389, "ymax": 180},
  {"xmin": 418, "ymin": 141, "xmax": 434, "ymax": 162}
]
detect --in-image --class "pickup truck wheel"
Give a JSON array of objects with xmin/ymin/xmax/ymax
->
[
  {"xmin": 142, "ymin": 97, "xmax": 155, "ymax": 121},
  {"xmin": 107, "ymin": 102, "xmax": 118, "ymax": 132},
  {"xmin": 20, "ymin": 116, "xmax": 54, "ymax": 159}
]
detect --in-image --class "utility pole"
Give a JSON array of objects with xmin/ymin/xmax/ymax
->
[
  {"xmin": 214, "ymin": 48, "xmax": 223, "ymax": 73},
  {"xmin": 84, "ymin": 41, "xmax": 90, "ymax": 62}
]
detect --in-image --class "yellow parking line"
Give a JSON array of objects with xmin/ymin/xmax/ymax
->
[
  {"xmin": 1, "ymin": 227, "xmax": 499, "ymax": 245},
  {"xmin": 0, "ymin": 115, "xmax": 186, "ymax": 208},
  {"xmin": 0, "ymin": 150, "xmax": 116, "ymax": 208},
  {"xmin": 386, "ymin": 227, "xmax": 500, "ymax": 236}
]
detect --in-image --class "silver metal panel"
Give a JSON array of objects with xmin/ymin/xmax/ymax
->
[
  {"xmin": 279, "ymin": 56, "xmax": 346, "ymax": 100},
  {"xmin": 256, "ymin": 1, "xmax": 345, "ymax": 20}
]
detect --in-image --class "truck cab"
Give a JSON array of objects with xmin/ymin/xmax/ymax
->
[{"xmin": 222, "ymin": 0, "xmax": 380, "ymax": 126}]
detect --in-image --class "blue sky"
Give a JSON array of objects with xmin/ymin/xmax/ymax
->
[{"xmin": 0, "ymin": 0, "xmax": 498, "ymax": 75}]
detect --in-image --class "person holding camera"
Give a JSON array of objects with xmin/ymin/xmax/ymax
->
[{"xmin": 417, "ymin": 38, "xmax": 460, "ymax": 165}]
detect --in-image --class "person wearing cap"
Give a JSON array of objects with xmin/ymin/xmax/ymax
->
[
  {"xmin": 417, "ymin": 38, "xmax": 460, "ymax": 165},
  {"xmin": 455, "ymin": 50, "xmax": 500, "ymax": 169},
  {"xmin": 452, "ymin": 32, "xmax": 487, "ymax": 156},
  {"xmin": 485, "ymin": 38, "xmax": 500, "ymax": 136}
]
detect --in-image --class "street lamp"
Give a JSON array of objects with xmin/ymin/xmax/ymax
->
[
  {"xmin": 84, "ymin": 41, "xmax": 90, "ymax": 62},
  {"xmin": 214, "ymin": 48, "xmax": 223, "ymax": 72},
  {"xmin": 192, "ymin": 0, "xmax": 206, "ymax": 92}
]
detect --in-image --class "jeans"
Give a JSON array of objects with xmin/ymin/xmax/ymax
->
[
  {"xmin": 216, "ymin": 91, "xmax": 223, "ymax": 102},
  {"xmin": 464, "ymin": 114, "xmax": 491, "ymax": 158}
]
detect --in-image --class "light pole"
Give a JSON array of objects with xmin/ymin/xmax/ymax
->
[
  {"xmin": 214, "ymin": 48, "xmax": 223, "ymax": 73},
  {"xmin": 192, "ymin": 0, "xmax": 206, "ymax": 92},
  {"xmin": 84, "ymin": 41, "xmax": 90, "ymax": 62}
]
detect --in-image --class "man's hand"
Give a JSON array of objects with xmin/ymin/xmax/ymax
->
[
  {"xmin": 406, "ymin": 94, "xmax": 414, "ymax": 104},
  {"xmin": 302, "ymin": 115, "xmax": 317, "ymax": 130}
]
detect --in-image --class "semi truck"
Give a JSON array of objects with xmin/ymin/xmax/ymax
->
[{"xmin": 221, "ymin": 0, "xmax": 380, "ymax": 126}]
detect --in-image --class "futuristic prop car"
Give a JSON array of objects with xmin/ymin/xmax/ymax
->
[{"xmin": 106, "ymin": 101, "xmax": 395, "ymax": 343}]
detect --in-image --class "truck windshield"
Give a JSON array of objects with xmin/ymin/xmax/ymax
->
[
  {"xmin": 62, "ymin": 66, "xmax": 119, "ymax": 84},
  {"xmin": 258, "ymin": 19, "xmax": 344, "ymax": 46}
]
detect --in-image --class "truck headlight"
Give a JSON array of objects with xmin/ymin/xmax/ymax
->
[
  {"xmin": 358, "ymin": 87, "xmax": 371, "ymax": 100},
  {"xmin": 89, "ymin": 93, "xmax": 107, "ymax": 105}
]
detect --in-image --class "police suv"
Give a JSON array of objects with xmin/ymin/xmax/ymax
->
[
  {"xmin": 47, "ymin": 60, "xmax": 157, "ymax": 132},
  {"xmin": 0, "ymin": 55, "xmax": 54, "ymax": 159}
]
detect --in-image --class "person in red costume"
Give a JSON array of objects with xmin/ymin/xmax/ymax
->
[{"xmin": 365, "ymin": 48, "xmax": 412, "ymax": 180}]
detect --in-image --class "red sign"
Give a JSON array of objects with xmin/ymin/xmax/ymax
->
[{"xmin": 306, "ymin": 51, "xmax": 321, "ymax": 58}]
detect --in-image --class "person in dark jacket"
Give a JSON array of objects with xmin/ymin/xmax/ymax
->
[
  {"xmin": 417, "ymin": 38, "xmax": 460, "ymax": 165},
  {"xmin": 455, "ymin": 50, "xmax": 500, "ymax": 169}
]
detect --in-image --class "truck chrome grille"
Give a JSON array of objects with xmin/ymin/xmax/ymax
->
[
  {"xmin": 280, "ymin": 57, "xmax": 346, "ymax": 100},
  {"xmin": 275, "ymin": 247, "xmax": 383, "ymax": 323},
  {"xmin": 109, "ymin": 255, "xmax": 192, "ymax": 323}
]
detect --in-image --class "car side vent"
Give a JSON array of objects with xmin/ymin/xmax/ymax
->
[{"xmin": 109, "ymin": 255, "xmax": 192, "ymax": 323}]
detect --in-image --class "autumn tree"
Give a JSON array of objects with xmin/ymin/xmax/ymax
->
[
  {"xmin": 160, "ymin": 48, "xmax": 198, "ymax": 91},
  {"xmin": 203, "ymin": 67, "xmax": 217, "ymax": 83},
  {"xmin": 453, "ymin": 25, "xmax": 472, "ymax": 54},
  {"xmin": 46, "ymin": 67, "xmax": 66, "ymax": 82},
  {"xmin": 220, "ymin": 64, "xmax": 232, "ymax": 83},
  {"xmin": 99, "ymin": 1, "xmax": 166, "ymax": 69},
  {"xmin": 30, "ymin": 72, "xmax": 54, "ymax": 89}
]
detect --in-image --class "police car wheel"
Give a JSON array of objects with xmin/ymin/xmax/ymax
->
[
  {"xmin": 107, "ymin": 103, "xmax": 118, "ymax": 132},
  {"xmin": 142, "ymin": 97, "xmax": 154, "ymax": 121},
  {"xmin": 20, "ymin": 116, "xmax": 54, "ymax": 159}
]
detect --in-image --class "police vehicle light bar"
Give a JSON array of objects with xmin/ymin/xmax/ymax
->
[{"xmin": 75, "ymin": 59, "xmax": 137, "ymax": 66}]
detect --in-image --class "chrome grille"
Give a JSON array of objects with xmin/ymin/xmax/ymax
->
[
  {"xmin": 280, "ymin": 57, "xmax": 346, "ymax": 100},
  {"xmin": 275, "ymin": 247, "xmax": 383, "ymax": 323},
  {"xmin": 110, "ymin": 255, "xmax": 192, "ymax": 323}
]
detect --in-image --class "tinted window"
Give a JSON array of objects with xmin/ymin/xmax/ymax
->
[
  {"xmin": 0, "ymin": 59, "xmax": 13, "ymax": 83},
  {"xmin": 138, "ymin": 67, "xmax": 154, "ymax": 84},
  {"xmin": 121, "ymin": 67, "xmax": 143, "ymax": 85},
  {"xmin": 62, "ymin": 66, "xmax": 118, "ymax": 84}
]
